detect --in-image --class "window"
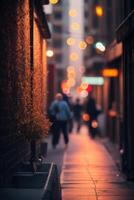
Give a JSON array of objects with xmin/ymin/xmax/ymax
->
[
  {"xmin": 84, "ymin": 11, "xmax": 89, "ymax": 18},
  {"xmin": 53, "ymin": 25, "xmax": 62, "ymax": 33},
  {"xmin": 54, "ymin": 12, "xmax": 62, "ymax": 20},
  {"xmin": 55, "ymin": 54, "xmax": 62, "ymax": 62},
  {"xmin": 53, "ymin": 39, "xmax": 62, "ymax": 48}
]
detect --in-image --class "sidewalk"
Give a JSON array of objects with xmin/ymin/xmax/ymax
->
[{"xmin": 46, "ymin": 125, "xmax": 134, "ymax": 200}]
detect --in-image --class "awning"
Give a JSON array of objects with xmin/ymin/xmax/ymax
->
[
  {"xmin": 34, "ymin": 0, "xmax": 51, "ymax": 39},
  {"xmin": 116, "ymin": 10, "xmax": 134, "ymax": 42}
]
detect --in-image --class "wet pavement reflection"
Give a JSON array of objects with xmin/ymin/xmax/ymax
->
[{"xmin": 46, "ymin": 125, "xmax": 134, "ymax": 200}]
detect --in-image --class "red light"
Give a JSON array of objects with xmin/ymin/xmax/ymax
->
[{"xmin": 86, "ymin": 85, "xmax": 92, "ymax": 92}]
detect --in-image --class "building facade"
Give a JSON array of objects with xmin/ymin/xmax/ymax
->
[
  {"xmin": 0, "ymin": 0, "xmax": 50, "ymax": 185},
  {"xmin": 96, "ymin": 0, "xmax": 134, "ymax": 180},
  {"xmin": 117, "ymin": 1, "xmax": 134, "ymax": 179},
  {"xmin": 51, "ymin": 0, "xmax": 69, "ymax": 91}
]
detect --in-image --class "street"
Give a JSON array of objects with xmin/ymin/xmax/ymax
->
[{"xmin": 46, "ymin": 125, "xmax": 134, "ymax": 200}]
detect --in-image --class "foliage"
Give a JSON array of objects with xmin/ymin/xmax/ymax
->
[
  {"xmin": 17, "ymin": 111, "xmax": 51, "ymax": 141},
  {"xmin": 6, "ymin": 2, "xmax": 51, "ymax": 142}
]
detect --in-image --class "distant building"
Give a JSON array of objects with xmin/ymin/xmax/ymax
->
[
  {"xmin": 84, "ymin": 0, "xmax": 106, "ymax": 74},
  {"xmin": 51, "ymin": 1, "xmax": 69, "ymax": 91}
]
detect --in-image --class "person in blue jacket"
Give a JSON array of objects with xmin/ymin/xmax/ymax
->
[{"xmin": 49, "ymin": 93, "xmax": 72, "ymax": 149}]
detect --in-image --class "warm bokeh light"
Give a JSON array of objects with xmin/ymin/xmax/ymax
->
[
  {"xmin": 61, "ymin": 80, "xmax": 68, "ymax": 90},
  {"xmin": 68, "ymin": 9, "xmax": 77, "ymax": 17},
  {"xmin": 67, "ymin": 78, "xmax": 76, "ymax": 87},
  {"xmin": 76, "ymin": 86, "xmax": 82, "ymax": 94},
  {"xmin": 70, "ymin": 22, "xmax": 80, "ymax": 30},
  {"xmin": 61, "ymin": 80, "xmax": 72, "ymax": 94},
  {"xmin": 78, "ymin": 41, "xmax": 87, "ymax": 50},
  {"xmin": 70, "ymin": 52, "xmax": 79, "ymax": 61},
  {"xmin": 67, "ymin": 66, "xmax": 75, "ymax": 73},
  {"xmin": 66, "ymin": 37, "xmax": 76, "ymax": 46},
  {"xmin": 80, "ymin": 90, "xmax": 88, "ymax": 98},
  {"xmin": 95, "ymin": 42, "xmax": 106, "ymax": 52},
  {"xmin": 108, "ymin": 110, "xmax": 117, "ymax": 117},
  {"xmin": 50, "ymin": 0, "xmax": 59, "ymax": 5},
  {"xmin": 80, "ymin": 82, "xmax": 88, "ymax": 90},
  {"xmin": 95, "ymin": 5, "xmax": 103, "ymax": 17},
  {"xmin": 46, "ymin": 50, "xmax": 54, "ymax": 57},
  {"xmin": 82, "ymin": 113, "xmax": 90, "ymax": 121},
  {"xmin": 91, "ymin": 120, "xmax": 98, "ymax": 128},
  {"xmin": 85, "ymin": 36, "xmax": 94, "ymax": 45},
  {"xmin": 102, "ymin": 69, "xmax": 119, "ymax": 77},
  {"xmin": 67, "ymin": 71, "xmax": 76, "ymax": 79}
]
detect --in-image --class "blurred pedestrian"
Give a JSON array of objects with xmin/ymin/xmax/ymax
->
[
  {"xmin": 68, "ymin": 96, "xmax": 74, "ymax": 133},
  {"xmin": 62, "ymin": 93, "xmax": 74, "ymax": 133},
  {"xmin": 85, "ymin": 92, "xmax": 99, "ymax": 138},
  {"xmin": 73, "ymin": 98, "xmax": 83, "ymax": 132},
  {"xmin": 49, "ymin": 93, "xmax": 72, "ymax": 149}
]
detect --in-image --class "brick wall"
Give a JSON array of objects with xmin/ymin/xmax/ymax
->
[
  {"xmin": 33, "ymin": 16, "xmax": 48, "ymax": 112},
  {"xmin": 0, "ymin": 0, "xmax": 48, "ymax": 185}
]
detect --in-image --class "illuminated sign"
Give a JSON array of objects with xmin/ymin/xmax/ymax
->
[
  {"xmin": 95, "ymin": 5, "xmax": 103, "ymax": 17},
  {"xmin": 102, "ymin": 69, "xmax": 119, "ymax": 77},
  {"xmin": 82, "ymin": 77, "xmax": 104, "ymax": 85}
]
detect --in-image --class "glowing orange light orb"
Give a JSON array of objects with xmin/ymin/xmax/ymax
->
[
  {"xmin": 91, "ymin": 120, "xmax": 98, "ymax": 128},
  {"xmin": 68, "ymin": 9, "xmax": 77, "ymax": 17},
  {"xmin": 67, "ymin": 71, "xmax": 75, "ymax": 79},
  {"xmin": 67, "ymin": 78, "xmax": 76, "ymax": 87},
  {"xmin": 70, "ymin": 52, "xmax": 79, "ymax": 61},
  {"xmin": 66, "ymin": 37, "xmax": 75, "ymax": 46},
  {"xmin": 50, "ymin": 0, "xmax": 59, "ymax": 5},
  {"xmin": 76, "ymin": 86, "xmax": 82, "ymax": 94},
  {"xmin": 80, "ymin": 82, "xmax": 88, "ymax": 90},
  {"xmin": 82, "ymin": 113, "xmax": 90, "ymax": 121},
  {"xmin": 70, "ymin": 23, "xmax": 80, "ymax": 30},
  {"xmin": 79, "ymin": 41, "xmax": 87, "ymax": 50},
  {"xmin": 95, "ymin": 5, "xmax": 103, "ymax": 17}
]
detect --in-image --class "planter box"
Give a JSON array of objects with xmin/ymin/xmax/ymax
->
[{"xmin": 0, "ymin": 163, "xmax": 61, "ymax": 200}]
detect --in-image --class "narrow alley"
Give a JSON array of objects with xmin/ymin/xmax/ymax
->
[{"xmin": 0, "ymin": 0, "xmax": 134, "ymax": 200}]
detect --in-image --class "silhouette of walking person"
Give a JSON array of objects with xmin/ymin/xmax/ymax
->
[
  {"xmin": 73, "ymin": 98, "xmax": 83, "ymax": 132},
  {"xmin": 49, "ymin": 93, "xmax": 71, "ymax": 149}
]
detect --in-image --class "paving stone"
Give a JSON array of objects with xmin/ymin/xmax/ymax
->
[{"xmin": 46, "ymin": 125, "xmax": 134, "ymax": 200}]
